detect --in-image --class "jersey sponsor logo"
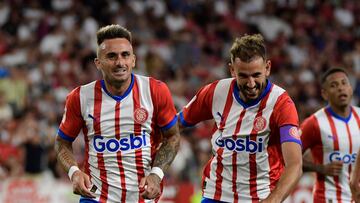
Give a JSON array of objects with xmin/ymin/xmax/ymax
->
[
  {"xmin": 93, "ymin": 131, "xmax": 147, "ymax": 153},
  {"xmin": 254, "ymin": 116, "xmax": 266, "ymax": 131},
  {"xmin": 289, "ymin": 126, "xmax": 300, "ymax": 139},
  {"xmin": 134, "ymin": 107, "xmax": 148, "ymax": 124},
  {"xmin": 215, "ymin": 135, "xmax": 264, "ymax": 153},
  {"xmin": 329, "ymin": 151, "xmax": 357, "ymax": 164}
]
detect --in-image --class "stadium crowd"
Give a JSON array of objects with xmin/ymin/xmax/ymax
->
[{"xmin": 1, "ymin": 0, "xmax": 360, "ymax": 202}]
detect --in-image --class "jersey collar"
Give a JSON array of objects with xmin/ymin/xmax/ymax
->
[
  {"xmin": 325, "ymin": 106, "xmax": 352, "ymax": 123},
  {"xmin": 101, "ymin": 73, "xmax": 134, "ymax": 102},
  {"xmin": 233, "ymin": 79, "xmax": 272, "ymax": 109}
]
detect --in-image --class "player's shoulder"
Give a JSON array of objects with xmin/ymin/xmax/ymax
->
[
  {"xmin": 312, "ymin": 107, "xmax": 329, "ymax": 119},
  {"xmin": 80, "ymin": 80, "xmax": 98, "ymax": 89},
  {"xmin": 302, "ymin": 108, "xmax": 324, "ymax": 125},
  {"xmin": 206, "ymin": 78, "xmax": 233, "ymax": 90},
  {"xmin": 352, "ymin": 105, "xmax": 360, "ymax": 113},
  {"xmin": 135, "ymin": 74, "xmax": 166, "ymax": 87},
  {"xmin": 66, "ymin": 80, "xmax": 97, "ymax": 99},
  {"xmin": 271, "ymin": 83, "xmax": 286, "ymax": 95}
]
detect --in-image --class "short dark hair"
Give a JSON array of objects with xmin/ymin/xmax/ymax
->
[
  {"xmin": 320, "ymin": 68, "xmax": 349, "ymax": 86},
  {"xmin": 96, "ymin": 24, "xmax": 132, "ymax": 45},
  {"xmin": 230, "ymin": 34, "xmax": 267, "ymax": 63}
]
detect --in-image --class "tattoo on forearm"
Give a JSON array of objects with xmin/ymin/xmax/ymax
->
[
  {"xmin": 153, "ymin": 136, "xmax": 180, "ymax": 171},
  {"xmin": 55, "ymin": 138, "xmax": 77, "ymax": 172}
]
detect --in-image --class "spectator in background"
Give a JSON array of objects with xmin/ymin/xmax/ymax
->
[
  {"xmin": 55, "ymin": 24, "xmax": 180, "ymax": 202},
  {"xmin": 301, "ymin": 68, "xmax": 360, "ymax": 202},
  {"xmin": 178, "ymin": 34, "xmax": 302, "ymax": 202},
  {"xmin": 0, "ymin": 89, "xmax": 13, "ymax": 125}
]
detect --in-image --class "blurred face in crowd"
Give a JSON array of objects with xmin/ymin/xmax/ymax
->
[
  {"xmin": 322, "ymin": 71, "xmax": 353, "ymax": 110},
  {"xmin": 94, "ymin": 38, "xmax": 135, "ymax": 92},
  {"xmin": 230, "ymin": 56, "xmax": 271, "ymax": 102}
]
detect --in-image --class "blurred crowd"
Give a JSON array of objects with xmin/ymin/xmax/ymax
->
[{"xmin": 1, "ymin": 0, "xmax": 360, "ymax": 201}]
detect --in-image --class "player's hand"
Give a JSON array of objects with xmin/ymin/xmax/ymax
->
[
  {"xmin": 71, "ymin": 170, "xmax": 96, "ymax": 198},
  {"xmin": 321, "ymin": 161, "xmax": 343, "ymax": 176},
  {"xmin": 139, "ymin": 174, "xmax": 161, "ymax": 199}
]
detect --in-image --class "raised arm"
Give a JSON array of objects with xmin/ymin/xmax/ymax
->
[
  {"xmin": 55, "ymin": 136, "xmax": 95, "ymax": 198},
  {"xmin": 262, "ymin": 142, "xmax": 302, "ymax": 202}
]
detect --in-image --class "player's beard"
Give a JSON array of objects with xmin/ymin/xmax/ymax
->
[
  {"xmin": 104, "ymin": 72, "xmax": 131, "ymax": 91},
  {"xmin": 239, "ymin": 81, "xmax": 266, "ymax": 103}
]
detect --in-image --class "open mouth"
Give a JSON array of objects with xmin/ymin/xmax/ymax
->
[
  {"xmin": 113, "ymin": 68, "xmax": 127, "ymax": 74},
  {"xmin": 338, "ymin": 94, "xmax": 348, "ymax": 100},
  {"xmin": 244, "ymin": 87, "xmax": 258, "ymax": 95}
]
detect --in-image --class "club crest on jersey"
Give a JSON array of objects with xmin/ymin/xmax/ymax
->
[
  {"xmin": 134, "ymin": 107, "xmax": 148, "ymax": 124},
  {"xmin": 253, "ymin": 116, "xmax": 266, "ymax": 131},
  {"xmin": 289, "ymin": 126, "xmax": 300, "ymax": 139}
]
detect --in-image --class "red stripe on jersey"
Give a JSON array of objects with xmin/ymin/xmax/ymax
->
[
  {"xmin": 202, "ymin": 156, "xmax": 214, "ymax": 183},
  {"xmin": 352, "ymin": 108, "xmax": 360, "ymax": 128},
  {"xmin": 148, "ymin": 78, "xmax": 165, "ymax": 162},
  {"xmin": 214, "ymin": 148, "xmax": 224, "ymax": 200},
  {"xmin": 133, "ymin": 78, "xmax": 145, "ymax": 203},
  {"xmin": 94, "ymin": 81, "xmax": 109, "ymax": 202},
  {"xmin": 213, "ymin": 83, "xmax": 234, "ymax": 200},
  {"xmin": 346, "ymin": 124, "xmax": 353, "ymax": 178},
  {"xmin": 83, "ymin": 127, "xmax": 90, "ymax": 176},
  {"xmin": 325, "ymin": 109, "xmax": 342, "ymax": 203},
  {"xmin": 306, "ymin": 116, "xmax": 326, "ymax": 203},
  {"xmin": 115, "ymin": 102, "xmax": 120, "ymax": 140},
  {"xmin": 231, "ymin": 109, "xmax": 246, "ymax": 202},
  {"xmin": 201, "ymin": 125, "xmax": 218, "ymax": 193},
  {"xmin": 351, "ymin": 108, "xmax": 360, "ymax": 176},
  {"xmin": 114, "ymin": 102, "xmax": 127, "ymax": 202},
  {"xmin": 249, "ymin": 85, "xmax": 272, "ymax": 202}
]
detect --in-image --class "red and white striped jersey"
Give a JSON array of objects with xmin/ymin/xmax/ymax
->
[
  {"xmin": 179, "ymin": 79, "xmax": 299, "ymax": 202},
  {"xmin": 301, "ymin": 106, "xmax": 360, "ymax": 203},
  {"xmin": 58, "ymin": 74, "xmax": 177, "ymax": 203}
]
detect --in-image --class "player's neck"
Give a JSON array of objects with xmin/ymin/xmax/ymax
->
[
  {"xmin": 330, "ymin": 105, "xmax": 351, "ymax": 118},
  {"xmin": 104, "ymin": 79, "xmax": 131, "ymax": 97}
]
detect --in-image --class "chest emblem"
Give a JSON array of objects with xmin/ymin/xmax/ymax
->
[
  {"xmin": 253, "ymin": 116, "xmax": 267, "ymax": 132},
  {"xmin": 134, "ymin": 107, "xmax": 148, "ymax": 124}
]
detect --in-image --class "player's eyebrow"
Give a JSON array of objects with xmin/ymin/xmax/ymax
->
[{"xmin": 238, "ymin": 72, "xmax": 261, "ymax": 77}]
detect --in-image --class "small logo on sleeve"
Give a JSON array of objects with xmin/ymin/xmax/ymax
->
[
  {"xmin": 134, "ymin": 107, "xmax": 148, "ymax": 124},
  {"xmin": 289, "ymin": 126, "xmax": 300, "ymax": 139}
]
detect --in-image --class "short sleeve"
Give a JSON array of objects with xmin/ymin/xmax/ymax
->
[
  {"xmin": 150, "ymin": 78, "xmax": 177, "ymax": 130},
  {"xmin": 179, "ymin": 82, "xmax": 217, "ymax": 127},
  {"xmin": 272, "ymin": 92, "xmax": 299, "ymax": 127},
  {"xmin": 58, "ymin": 87, "xmax": 84, "ymax": 142},
  {"xmin": 300, "ymin": 115, "xmax": 321, "ymax": 152}
]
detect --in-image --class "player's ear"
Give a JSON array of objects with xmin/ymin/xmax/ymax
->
[
  {"xmin": 228, "ymin": 63, "xmax": 235, "ymax": 77},
  {"xmin": 265, "ymin": 60, "xmax": 271, "ymax": 77},
  {"xmin": 94, "ymin": 58, "xmax": 101, "ymax": 70},
  {"xmin": 321, "ymin": 88, "xmax": 328, "ymax": 101},
  {"xmin": 132, "ymin": 54, "xmax": 136, "ymax": 68}
]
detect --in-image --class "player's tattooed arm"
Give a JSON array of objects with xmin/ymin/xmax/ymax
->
[
  {"xmin": 153, "ymin": 124, "xmax": 180, "ymax": 171},
  {"xmin": 54, "ymin": 135, "xmax": 78, "ymax": 172}
]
